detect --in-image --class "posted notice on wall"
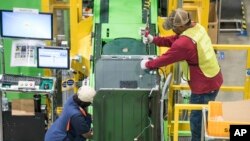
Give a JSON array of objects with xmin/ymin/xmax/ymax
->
[{"xmin": 11, "ymin": 40, "xmax": 44, "ymax": 67}]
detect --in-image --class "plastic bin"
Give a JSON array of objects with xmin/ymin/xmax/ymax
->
[
  {"xmin": 208, "ymin": 1, "xmax": 218, "ymax": 44},
  {"xmin": 207, "ymin": 100, "xmax": 250, "ymax": 137}
]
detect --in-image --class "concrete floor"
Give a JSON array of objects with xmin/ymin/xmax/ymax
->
[
  {"xmin": 217, "ymin": 32, "xmax": 250, "ymax": 101},
  {"xmin": 216, "ymin": 32, "xmax": 250, "ymax": 101},
  {"xmin": 213, "ymin": 0, "xmax": 250, "ymax": 102}
]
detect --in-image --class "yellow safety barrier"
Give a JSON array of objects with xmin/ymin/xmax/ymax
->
[
  {"xmin": 173, "ymin": 104, "xmax": 208, "ymax": 141},
  {"xmin": 168, "ymin": 44, "xmax": 250, "ymax": 141},
  {"xmin": 183, "ymin": 0, "xmax": 209, "ymax": 31},
  {"xmin": 166, "ymin": 0, "xmax": 209, "ymax": 31}
]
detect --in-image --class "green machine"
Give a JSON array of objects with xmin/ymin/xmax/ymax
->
[
  {"xmin": 93, "ymin": 56, "xmax": 161, "ymax": 141},
  {"xmin": 92, "ymin": 0, "xmax": 158, "ymax": 61},
  {"xmin": 92, "ymin": 0, "xmax": 164, "ymax": 140}
]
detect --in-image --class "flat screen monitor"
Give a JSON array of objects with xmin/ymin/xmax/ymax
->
[
  {"xmin": 0, "ymin": 10, "xmax": 53, "ymax": 40},
  {"xmin": 37, "ymin": 47, "xmax": 70, "ymax": 69}
]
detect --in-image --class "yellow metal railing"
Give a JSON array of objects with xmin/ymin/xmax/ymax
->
[
  {"xmin": 166, "ymin": 0, "xmax": 209, "ymax": 31},
  {"xmin": 168, "ymin": 44, "xmax": 250, "ymax": 141},
  {"xmin": 173, "ymin": 104, "xmax": 208, "ymax": 141},
  {"xmin": 167, "ymin": 0, "xmax": 178, "ymax": 15},
  {"xmin": 183, "ymin": 0, "xmax": 209, "ymax": 31}
]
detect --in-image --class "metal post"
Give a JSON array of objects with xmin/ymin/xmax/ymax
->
[
  {"xmin": 0, "ymin": 38, "xmax": 5, "ymax": 75},
  {"xmin": 0, "ymin": 91, "xmax": 3, "ymax": 141},
  {"xmin": 178, "ymin": 0, "xmax": 183, "ymax": 8},
  {"xmin": 218, "ymin": 0, "xmax": 222, "ymax": 42},
  {"xmin": 50, "ymin": 94, "xmax": 55, "ymax": 122},
  {"xmin": 0, "ymin": 37, "xmax": 4, "ymax": 141}
]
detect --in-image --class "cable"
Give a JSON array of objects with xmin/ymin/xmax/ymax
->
[
  {"xmin": 148, "ymin": 87, "xmax": 154, "ymax": 98},
  {"xmin": 134, "ymin": 85, "xmax": 155, "ymax": 140},
  {"xmin": 160, "ymin": 73, "xmax": 172, "ymax": 141},
  {"xmin": 158, "ymin": 68, "xmax": 166, "ymax": 82},
  {"xmin": 133, "ymin": 117, "xmax": 154, "ymax": 141}
]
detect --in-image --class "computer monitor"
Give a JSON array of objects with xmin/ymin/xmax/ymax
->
[
  {"xmin": 0, "ymin": 10, "xmax": 53, "ymax": 40},
  {"xmin": 37, "ymin": 47, "xmax": 70, "ymax": 69}
]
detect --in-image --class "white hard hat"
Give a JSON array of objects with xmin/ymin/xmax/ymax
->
[{"xmin": 77, "ymin": 86, "xmax": 96, "ymax": 103}]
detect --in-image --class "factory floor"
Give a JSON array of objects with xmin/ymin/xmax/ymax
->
[
  {"xmin": 216, "ymin": 0, "xmax": 250, "ymax": 102},
  {"xmin": 216, "ymin": 29, "xmax": 250, "ymax": 101}
]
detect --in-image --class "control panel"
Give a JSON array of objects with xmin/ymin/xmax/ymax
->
[
  {"xmin": 18, "ymin": 81, "xmax": 35, "ymax": 89},
  {"xmin": 0, "ymin": 74, "xmax": 55, "ymax": 92}
]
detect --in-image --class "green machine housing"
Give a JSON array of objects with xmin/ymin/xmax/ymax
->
[
  {"xmin": 93, "ymin": 55, "xmax": 161, "ymax": 141},
  {"xmin": 92, "ymin": 0, "xmax": 161, "ymax": 140}
]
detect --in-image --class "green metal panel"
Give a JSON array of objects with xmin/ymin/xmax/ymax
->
[
  {"xmin": 0, "ymin": 0, "xmax": 41, "ymax": 10},
  {"xmin": 0, "ymin": 1, "xmax": 43, "ymax": 76},
  {"xmin": 92, "ymin": 0, "xmax": 161, "ymax": 140},
  {"xmin": 150, "ymin": 0, "xmax": 158, "ymax": 27},
  {"xmin": 102, "ymin": 38, "xmax": 147, "ymax": 55},
  {"xmin": 1, "ymin": 39, "xmax": 45, "ymax": 101},
  {"xmin": 93, "ymin": 89, "xmax": 161, "ymax": 141},
  {"xmin": 0, "ymin": 0, "xmax": 44, "ymax": 100},
  {"xmin": 93, "ymin": 0, "xmax": 158, "ymax": 58},
  {"xmin": 101, "ymin": 23, "xmax": 145, "ymax": 40},
  {"xmin": 2, "ymin": 39, "xmax": 44, "ymax": 76},
  {"xmin": 109, "ymin": 0, "xmax": 142, "ymax": 24},
  {"xmin": 93, "ymin": 0, "xmax": 100, "ymax": 23}
]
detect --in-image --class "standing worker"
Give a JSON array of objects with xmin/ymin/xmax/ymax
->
[
  {"xmin": 141, "ymin": 8, "xmax": 223, "ymax": 141},
  {"xmin": 45, "ymin": 86, "xmax": 96, "ymax": 141}
]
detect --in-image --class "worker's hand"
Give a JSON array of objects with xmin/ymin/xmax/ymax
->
[
  {"xmin": 83, "ymin": 129, "xmax": 93, "ymax": 139},
  {"xmin": 139, "ymin": 28, "xmax": 154, "ymax": 44},
  {"xmin": 140, "ymin": 59, "xmax": 149, "ymax": 70},
  {"xmin": 142, "ymin": 34, "xmax": 153, "ymax": 44}
]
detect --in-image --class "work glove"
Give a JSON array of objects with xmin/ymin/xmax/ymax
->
[
  {"xmin": 140, "ymin": 59, "xmax": 149, "ymax": 70},
  {"xmin": 139, "ymin": 28, "xmax": 154, "ymax": 44},
  {"xmin": 142, "ymin": 34, "xmax": 154, "ymax": 44}
]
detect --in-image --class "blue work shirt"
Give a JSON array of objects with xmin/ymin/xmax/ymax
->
[{"xmin": 44, "ymin": 95, "xmax": 91, "ymax": 141}]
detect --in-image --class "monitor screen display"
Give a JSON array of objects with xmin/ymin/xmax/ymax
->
[
  {"xmin": 37, "ymin": 47, "xmax": 70, "ymax": 69},
  {"xmin": 0, "ymin": 10, "xmax": 53, "ymax": 40}
]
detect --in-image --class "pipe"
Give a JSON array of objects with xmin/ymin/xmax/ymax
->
[{"xmin": 160, "ymin": 73, "xmax": 172, "ymax": 141}]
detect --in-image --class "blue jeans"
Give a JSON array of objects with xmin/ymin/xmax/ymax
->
[{"xmin": 190, "ymin": 90, "xmax": 219, "ymax": 141}]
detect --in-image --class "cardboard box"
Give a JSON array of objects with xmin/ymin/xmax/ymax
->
[
  {"xmin": 12, "ymin": 99, "xmax": 35, "ymax": 116},
  {"xmin": 208, "ymin": 100, "xmax": 250, "ymax": 137},
  {"xmin": 208, "ymin": 22, "xmax": 218, "ymax": 44},
  {"xmin": 208, "ymin": 1, "xmax": 218, "ymax": 44}
]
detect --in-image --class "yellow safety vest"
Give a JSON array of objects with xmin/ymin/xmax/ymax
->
[{"xmin": 180, "ymin": 23, "xmax": 220, "ymax": 80}]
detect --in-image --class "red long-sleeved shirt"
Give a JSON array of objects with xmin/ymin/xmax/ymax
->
[{"xmin": 146, "ymin": 35, "xmax": 223, "ymax": 94}]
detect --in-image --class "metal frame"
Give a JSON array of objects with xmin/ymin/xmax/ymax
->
[
  {"xmin": 168, "ymin": 44, "xmax": 250, "ymax": 141},
  {"xmin": 173, "ymin": 104, "xmax": 207, "ymax": 141},
  {"xmin": 219, "ymin": 19, "xmax": 242, "ymax": 32},
  {"xmin": 219, "ymin": 0, "xmax": 243, "ymax": 32},
  {"xmin": 0, "ymin": 78, "xmax": 56, "ymax": 141},
  {"xmin": 183, "ymin": 0, "xmax": 210, "ymax": 31}
]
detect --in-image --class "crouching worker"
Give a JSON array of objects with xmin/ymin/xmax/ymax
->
[{"xmin": 45, "ymin": 86, "xmax": 96, "ymax": 141}]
